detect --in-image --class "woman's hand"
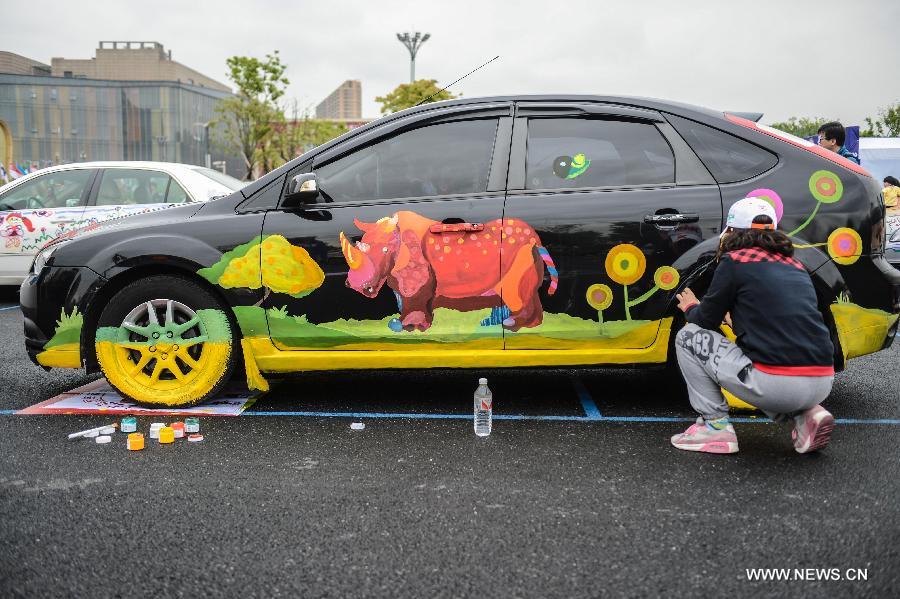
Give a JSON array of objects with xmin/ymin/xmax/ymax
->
[
  {"xmin": 723, "ymin": 312, "xmax": 733, "ymax": 328},
  {"xmin": 676, "ymin": 288, "xmax": 699, "ymax": 312}
]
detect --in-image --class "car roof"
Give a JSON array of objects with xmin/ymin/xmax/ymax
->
[
  {"xmin": 18, "ymin": 161, "xmax": 204, "ymax": 172},
  {"xmin": 383, "ymin": 94, "xmax": 726, "ymax": 119},
  {"xmin": 0, "ymin": 161, "xmax": 213, "ymax": 191}
]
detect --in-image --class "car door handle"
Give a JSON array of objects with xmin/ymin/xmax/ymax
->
[
  {"xmin": 429, "ymin": 222, "xmax": 485, "ymax": 233},
  {"xmin": 643, "ymin": 213, "xmax": 700, "ymax": 225}
]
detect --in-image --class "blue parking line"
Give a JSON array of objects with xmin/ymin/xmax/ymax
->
[
  {"xmin": 243, "ymin": 411, "xmax": 591, "ymax": 420},
  {"xmin": 2, "ymin": 408, "xmax": 899, "ymax": 424},
  {"xmin": 570, "ymin": 376, "xmax": 601, "ymax": 420},
  {"xmin": 0, "ymin": 305, "xmax": 19, "ymax": 312}
]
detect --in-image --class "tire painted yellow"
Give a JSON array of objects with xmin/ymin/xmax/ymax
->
[
  {"xmin": 95, "ymin": 309, "xmax": 233, "ymax": 407},
  {"xmin": 719, "ymin": 324, "xmax": 757, "ymax": 411}
]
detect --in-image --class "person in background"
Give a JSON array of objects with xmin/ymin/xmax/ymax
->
[
  {"xmin": 817, "ymin": 121, "xmax": 860, "ymax": 164},
  {"xmin": 883, "ymin": 175, "xmax": 899, "ymax": 216},
  {"xmin": 670, "ymin": 198, "xmax": 836, "ymax": 455}
]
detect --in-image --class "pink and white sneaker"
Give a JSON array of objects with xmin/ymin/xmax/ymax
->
[
  {"xmin": 792, "ymin": 405, "xmax": 835, "ymax": 454},
  {"xmin": 671, "ymin": 417, "xmax": 739, "ymax": 454}
]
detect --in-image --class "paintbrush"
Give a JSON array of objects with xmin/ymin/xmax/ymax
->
[{"xmin": 67, "ymin": 423, "xmax": 119, "ymax": 440}]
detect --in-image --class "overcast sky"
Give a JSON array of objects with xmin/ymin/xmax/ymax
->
[{"xmin": 6, "ymin": 0, "xmax": 899, "ymax": 126}]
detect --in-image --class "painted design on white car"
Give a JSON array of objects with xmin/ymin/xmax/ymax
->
[
  {"xmin": 886, "ymin": 214, "xmax": 900, "ymax": 265},
  {"xmin": 0, "ymin": 204, "xmax": 177, "ymax": 254}
]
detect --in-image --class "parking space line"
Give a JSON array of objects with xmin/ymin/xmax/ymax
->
[
  {"xmin": 4, "ymin": 408, "xmax": 898, "ymax": 424},
  {"xmin": 243, "ymin": 411, "xmax": 588, "ymax": 420},
  {"xmin": 0, "ymin": 305, "xmax": 20, "ymax": 312},
  {"xmin": 570, "ymin": 376, "xmax": 601, "ymax": 420}
]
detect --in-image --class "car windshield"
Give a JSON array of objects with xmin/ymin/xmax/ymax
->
[{"xmin": 190, "ymin": 167, "xmax": 245, "ymax": 191}]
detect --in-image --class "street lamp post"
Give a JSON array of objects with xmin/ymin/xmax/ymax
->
[{"xmin": 396, "ymin": 31, "xmax": 430, "ymax": 83}]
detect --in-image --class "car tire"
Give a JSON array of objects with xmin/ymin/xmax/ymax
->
[{"xmin": 94, "ymin": 274, "xmax": 236, "ymax": 407}]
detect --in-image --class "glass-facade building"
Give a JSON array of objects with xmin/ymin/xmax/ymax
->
[{"xmin": 0, "ymin": 73, "xmax": 244, "ymax": 177}]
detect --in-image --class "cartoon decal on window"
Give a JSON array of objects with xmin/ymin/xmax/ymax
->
[{"xmin": 552, "ymin": 153, "xmax": 591, "ymax": 179}]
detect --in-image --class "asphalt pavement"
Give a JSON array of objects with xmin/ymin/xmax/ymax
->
[{"xmin": 1, "ymin": 285, "xmax": 898, "ymax": 598}]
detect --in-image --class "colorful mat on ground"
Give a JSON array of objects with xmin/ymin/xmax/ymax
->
[{"xmin": 18, "ymin": 379, "xmax": 261, "ymax": 416}]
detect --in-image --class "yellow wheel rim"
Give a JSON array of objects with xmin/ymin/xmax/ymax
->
[{"xmin": 96, "ymin": 301, "xmax": 232, "ymax": 407}]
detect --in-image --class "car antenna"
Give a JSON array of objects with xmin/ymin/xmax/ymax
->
[{"xmin": 414, "ymin": 55, "xmax": 500, "ymax": 107}]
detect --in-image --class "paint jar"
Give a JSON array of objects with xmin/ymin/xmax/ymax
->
[
  {"xmin": 170, "ymin": 422, "xmax": 185, "ymax": 439},
  {"xmin": 121, "ymin": 417, "xmax": 137, "ymax": 433},
  {"xmin": 158, "ymin": 427, "xmax": 175, "ymax": 444},
  {"xmin": 127, "ymin": 433, "xmax": 145, "ymax": 451},
  {"xmin": 95, "ymin": 435, "xmax": 112, "ymax": 444},
  {"xmin": 184, "ymin": 418, "xmax": 200, "ymax": 434},
  {"xmin": 188, "ymin": 434, "xmax": 204, "ymax": 442},
  {"xmin": 149, "ymin": 423, "xmax": 165, "ymax": 439}
]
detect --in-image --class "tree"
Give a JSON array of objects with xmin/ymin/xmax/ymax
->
[
  {"xmin": 767, "ymin": 116, "xmax": 835, "ymax": 138},
  {"xmin": 375, "ymin": 79, "xmax": 459, "ymax": 114},
  {"xmin": 226, "ymin": 52, "xmax": 289, "ymax": 104},
  {"xmin": 258, "ymin": 100, "xmax": 349, "ymax": 172},
  {"xmin": 862, "ymin": 102, "xmax": 900, "ymax": 137},
  {"xmin": 213, "ymin": 97, "xmax": 279, "ymax": 179},
  {"xmin": 211, "ymin": 52, "xmax": 290, "ymax": 180}
]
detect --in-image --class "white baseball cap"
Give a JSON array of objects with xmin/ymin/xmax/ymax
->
[{"xmin": 722, "ymin": 197, "xmax": 778, "ymax": 237}]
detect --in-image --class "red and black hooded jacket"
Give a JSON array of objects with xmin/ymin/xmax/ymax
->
[{"xmin": 684, "ymin": 248, "xmax": 834, "ymax": 376}]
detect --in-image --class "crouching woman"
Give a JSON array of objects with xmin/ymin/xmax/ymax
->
[{"xmin": 671, "ymin": 197, "xmax": 836, "ymax": 455}]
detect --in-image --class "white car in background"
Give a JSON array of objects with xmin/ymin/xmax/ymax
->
[
  {"xmin": 0, "ymin": 161, "xmax": 246, "ymax": 285},
  {"xmin": 887, "ymin": 213, "xmax": 900, "ymax": 269}
]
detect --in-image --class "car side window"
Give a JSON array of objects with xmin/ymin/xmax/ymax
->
[
  {"xmin": 666, "ymin": 114, "xmax": 777, "ymax": 183},
  {"xmin": 525, "ymin": 118, "xmax": 675, "ymax": 190},
  {"xmin": 0, "ymin": 170, "xmax": 92, "ymax": 211},
  {"xmin": 96, "ymin": 169, "xmax": 173, "ymax": 206},
  {"xmin": 166, "ymin": 179, "xmax": 190, "ymax": 203},
  {"xmin": 316, "ymin": 118, "xmax": 498, "ymax": 202}
]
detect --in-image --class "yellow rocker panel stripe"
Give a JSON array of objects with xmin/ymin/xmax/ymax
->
[
  {"xmin": 250, "ymin": 318, "xmax": 674, "ymax": 371},
  {"xmin": 36, "ymin": 343, "xmax": 81, "ymax": 368}
]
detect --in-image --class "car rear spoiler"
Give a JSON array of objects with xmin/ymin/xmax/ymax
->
[{"xmin": 725, "ymin": 111, "xmax": 764, "ymax": 122}]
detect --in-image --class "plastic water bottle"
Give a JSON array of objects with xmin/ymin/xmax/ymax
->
[{"xmin": 474, "ymin": 378, "xmax": 492, "ymax": 437}]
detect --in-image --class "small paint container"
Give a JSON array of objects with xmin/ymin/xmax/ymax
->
[
  {"xmin": 350, "ymin": 422, "xmax": 365, "ymax": 431},
  {"xmin": 127, "ymin": 433, "xmax": 144, "ymax": 451},
  {"xmin": 95, "ymin": 435, "xmax": 112, "ymax": 444},
  {"xmin": 158, "ymin": 427, "xmax": 175, "ymax": 444},
  {"xmin": 100, "ymin": 426, "xmax": 116, "ymax": 435},
  {"xmin": 184, "ymin": 417, "xmax": 200, "ymax": 434},
  {"xmin": 149, "ymin": 422, "xmax": 165, "ymax": 439},
  {"xmin": 188, "ymin": 434, "xmax": 204, "ymax": 442},
  {"xmin": 170, "ymin": 422, "xmax": 185, "ymax": 439},
  {"xmin": 121, "ymin": 417, "xmax": 137, "ymax": 433}
]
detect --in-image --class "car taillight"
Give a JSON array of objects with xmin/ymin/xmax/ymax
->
[{"xmin": 725, "ymin": 114, "xmax": 871, "ymax": 177}]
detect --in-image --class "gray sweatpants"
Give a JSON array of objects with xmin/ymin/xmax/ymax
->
[{"xmin": 675, "ymin": 324, "xmax": 833, "ymax": 421}]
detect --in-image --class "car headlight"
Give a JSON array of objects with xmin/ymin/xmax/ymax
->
[{"xmin": 31, "ymin": 243, "xmax": 64, "ymax": 273}]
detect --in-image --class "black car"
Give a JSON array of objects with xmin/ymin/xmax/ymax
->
[{"xmin": 20, "ymin": 95, "xmax": 900, "ymax": 407}]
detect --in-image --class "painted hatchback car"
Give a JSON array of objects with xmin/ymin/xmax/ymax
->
[
  {"xmin": 0, "ymin": 161, "xmax": 245, "ymax": 285},
  {"xmin": 20, "ymin": 96, "xmax": 900, "ymax": 407}
]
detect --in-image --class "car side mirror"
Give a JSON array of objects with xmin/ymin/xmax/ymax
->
[{"xmin": 282, "ymin": 173, "xmax": 319, "ymax": 207}]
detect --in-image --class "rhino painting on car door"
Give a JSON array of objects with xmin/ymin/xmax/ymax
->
[{"xmin": 340, "ymin": 211, "xmax": 559, "ymax": 332}]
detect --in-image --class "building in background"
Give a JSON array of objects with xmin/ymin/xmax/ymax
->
[
  {"xmin": 316, "ymin": 80, "xmax": 362, "ymax": 120},
  {"xmin": 50, "ymin": 41, "xmax": 230, "ymax": 92},
  {"xmin": 0, "ymin": 52, "xmax": 52, "ymax": 77},
  {"xmin": 0, "ymin": 42, "xmax": 245, "ymax": 178}
]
